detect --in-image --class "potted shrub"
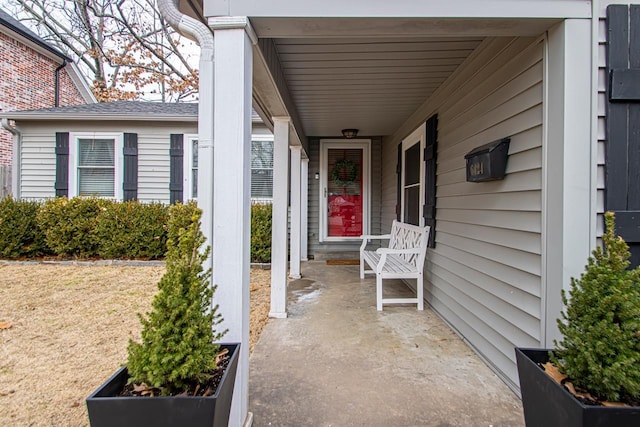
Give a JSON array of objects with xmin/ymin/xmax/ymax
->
[
  {"xmin": 516, "ymin": 212, "xmax": 640, "ymax": 427},
  {"xmin": 86, "ymin": 203, "xmax": 239, "ymax": 427}
]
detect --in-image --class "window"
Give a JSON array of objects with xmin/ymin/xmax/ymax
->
[
  {"xmin": 251, "ymin": 137, "xmax": 274, "ymax": 199},
  {"xmin": 400, "ymin": 125, "xmax": 425, "ymax": 227},
  {"xmin": 182, "ymin": 135, "xmax": 274, "ymax": 201},
  {"xmin": 183, "ymin": 134, "xmax": 198, "ymax": 200},
  {"xmin": 69, "ymin": 133, "xmax": 123, "ymax": 199}
]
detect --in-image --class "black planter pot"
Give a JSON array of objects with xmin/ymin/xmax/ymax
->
[
  {"xmin": 515, "ymin": 348, "xmax": 640, "ymax": 427},
  {"xmin": 86, "ymin": 343, "xmax": 239, "ymax": 427}
]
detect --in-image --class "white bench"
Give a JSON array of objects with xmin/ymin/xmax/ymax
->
[{"xmin": 359, "ymin": 220, "xmax": 430, "ymax": 311}]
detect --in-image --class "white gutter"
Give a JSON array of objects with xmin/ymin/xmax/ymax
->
[
  {"xmin": 157, "ymin": 0, "xmax": 215, "ymax": 263},
  {"xmin": 1, "ymin": 118, "xmax": 21, "ymax": 198}
]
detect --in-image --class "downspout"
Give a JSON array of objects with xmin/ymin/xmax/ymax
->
[
  {"xmin": 54, "ymin": 60, "xmax": 67, "ymax": 107},
  {"xmin": 1, "ymin": 118, "xmax": 21, "ymax": 198},
  {"xmin": 157, "ymin": 0, "xmax": 215, "ymax": 264}
]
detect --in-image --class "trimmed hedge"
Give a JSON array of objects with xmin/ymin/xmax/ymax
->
[
  {"xmin": 95, "ymin": 201, "xmax": 168, "ymax": 260},
  {"xmin": 0, "ymin": 197, "xmax": 273, "ymax": 262},
  {"xmin": 0, "ymin": 196, "xmax": 48, "ymax": 258},
  {"xmin": 251, "ymin": 203, "xmax": 272, "ymax": 263},
  {"xmin": 37, "ymin": 197, "xmax": 110, "ymax": 258}
]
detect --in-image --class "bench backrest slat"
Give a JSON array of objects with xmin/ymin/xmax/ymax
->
[{"xmin": 388, "ymin": 220, "xmax": 430, "ymax": 269}]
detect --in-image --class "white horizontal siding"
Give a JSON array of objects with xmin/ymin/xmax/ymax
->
[
  {"xmin": 382, "ymin": 36, "xmax": 544, "ymax": 390},
  {"xmin": 20, "ymin": 130, "xmax": 56, "ymax": 200},
  {"xmin": 18, "ymin": 121, "xmax": 197, "ymax": 203}
]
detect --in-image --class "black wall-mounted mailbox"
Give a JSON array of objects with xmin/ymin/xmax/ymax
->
[{"xmin": 464, "ymin": 138, "xmax": 510, "ymax": 182}]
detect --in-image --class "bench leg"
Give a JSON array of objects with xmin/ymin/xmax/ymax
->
[
  {"xmin": 417, "ymin": 274, "xmax": 424, "ymax": 311},
  {"xmin": 376, "ymin": 274, "xmax": 383, "ymax": 311},
  {"xmin": 360, "ymin": 253, "xmax": 365, "ymax": 279}
]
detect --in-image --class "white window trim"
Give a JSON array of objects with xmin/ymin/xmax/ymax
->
[
  {"xmin": 319, "ymin": 139, "xmax": 371, "ymax": 242},
  {"xmin": 401, "ymin": 123, "xmax": 426, "ymax": 227},
  {"xmin": 69, "ymin": 132, "xmax": 124, "ymax": 200},
  {"xmin": 183, "ymin": 133, "xmax": 198, "ymax": 201}
]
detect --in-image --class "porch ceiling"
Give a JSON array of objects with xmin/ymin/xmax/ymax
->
[{"xmin": 270, "ymin": 36, "xmax": 483, "ymax": 137}]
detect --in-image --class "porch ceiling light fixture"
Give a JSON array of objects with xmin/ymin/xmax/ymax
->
[{"xmin": 341, "ymin": 128, "xmax": 359, "ymax": 139}]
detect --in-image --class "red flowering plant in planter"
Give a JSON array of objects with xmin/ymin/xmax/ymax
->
[{"xmin": 550, "ymin": 212, "xmax": 640, "ymax": 406}]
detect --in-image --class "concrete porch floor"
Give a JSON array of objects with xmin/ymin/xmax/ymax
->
[{"xmin": 249, "ymin": 261, "xmax": 525, "ymax": 427}]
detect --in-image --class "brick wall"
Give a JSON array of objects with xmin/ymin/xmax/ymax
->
[{"xmin": 0, "ymin": 31, "xmax": 88, "ymax": 166}]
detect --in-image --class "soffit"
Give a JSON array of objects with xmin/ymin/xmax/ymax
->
[{"xmin": 270, "ymin": 36, "xmax": 484, "ymax": 137}]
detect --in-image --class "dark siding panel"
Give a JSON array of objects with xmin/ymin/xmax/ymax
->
[
  {"xmin": 55, "ymin": 132, "xmax": 69, "ymax": 197},
  {"xmin": 123, "ymin": 133, "xmax": 138, "ymax": 201},
  {"xmin": 424, "ymin": 114, "xmax": 438, "ymax": 248},
  {"xmin": 606, "ymin": 5, "xmax": 640, "ymax": 266},
  {"xmin": 169, "ymin": 134, "xmax": 184, "ymax": 204}
]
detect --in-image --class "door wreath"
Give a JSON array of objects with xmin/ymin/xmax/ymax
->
[{"xmin": 331, "ymin": 159, "xmax": 358, "ymax": 187}]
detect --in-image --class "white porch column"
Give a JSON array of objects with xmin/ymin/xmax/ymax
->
[
  {"xmin": 269, "ymin": 117, "xmax": 290, "ymax": 318},
  {"xmin": 544, "ymin": 19, "xmax": 592, "ymax": 347},
  {"xmin": 301, "ymin": 158, "xmax": 309, "ymax": 261},
  {"xmin": 210, "ymin": 16, "xmax": 256, "ymax": 427},
  {"xmin": 289, "ymin": 146, "xmax": 302, "ymax": 279}
]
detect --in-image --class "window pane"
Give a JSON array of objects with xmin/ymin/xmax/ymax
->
[
  {"xmin": 78, "ymin": 138, "xmax": 115, "ymax": 197},
  {"xmin": 404, "ymin": 142, "xmax": 420, "ymax": 186},
  {"xmin": 192, "ymin": 140, "xmax": 198, "ymax": 167},
  {"xmin": 404, "ymin": 186, "xmax": 420, "ymax": 226},
  {"xmin": 79, "ymin": 139, "xmax": 114, "ymax": 166},
  {"xmin": 251, "ymin": 169, "xmax": 273, "ymax": 198},
  {"xmin": 251, "ymin": 140, "xmax": 274, "ymax": 168},
  {"xmin": 79, "ymin": 169, "xmax": 115, "ymax": 197},
  {"xmin": 192, "ymin": 168, "xmax": 198, "ymax": 198}
]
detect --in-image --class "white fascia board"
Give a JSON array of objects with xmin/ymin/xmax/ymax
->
[
  {"xmin": 65, "ymin": 63, "xmax": 97, "ymax": 104},
  {"xmin": 205, "ymin": 0, "xmax": 592, "ymax": 19},
  {"xmin": 3, "ymin": 113, "xmax": 198, "ymax": 122}
]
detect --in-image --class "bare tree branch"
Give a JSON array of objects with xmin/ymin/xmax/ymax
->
[{"xmin": 7, "ymin": 0, "xmax": 199, "ymax": 101}]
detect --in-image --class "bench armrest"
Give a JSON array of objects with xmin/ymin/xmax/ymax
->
[{"xmin": 360, "ymin": 234, "xmax": 392, "ymax": 252}]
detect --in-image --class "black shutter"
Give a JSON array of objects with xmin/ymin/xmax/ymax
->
[
  {"xmin": 169, "ymin": 134, "xmax": 184, "ymax": 204},
  {"xmin": 396, "ymin": 143, "xmax": 402, "ymax": 221},
  {"xmin": 606, "ymin": 5, "xmax": 640, "ymax": 267},
  {"xmin": 55, "ymin": 132, "xmax": 69, "ymax": 197},
  {"xmin": 123, "ymin": 133, "xmax": 138, "ymax": 201},
  {"xmin": 423, "ymin": 114, "xmax": 438, "ymax": 248}
]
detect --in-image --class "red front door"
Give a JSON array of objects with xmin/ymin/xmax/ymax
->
[{"xmin": 327, "ymin": 148, "xmax": 363, "ymax": 237}]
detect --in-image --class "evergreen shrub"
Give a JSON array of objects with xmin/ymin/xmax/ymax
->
[
  {"xmin": 95, "ymin": 201, "xmax": 168, "ymax": 260},
  {"xmin": 126, "ymin": 202, "xmax": 226, "ymax": 395},
  {"xmin": 553, "ymin": 212, "xmax": 640, "ymax": 402},
  {"xmin": 37, "ymin": 197, "xmax": 111, "ymax": 258},
  {"xmin": 0, "ymin": 196, "xmax": 48, "ymax": 258},
  {"xmin": 251, "ymin": 203, "xmax": 272, "ymax": 263}
]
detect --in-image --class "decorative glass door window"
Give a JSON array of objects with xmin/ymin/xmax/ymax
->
[{"xmin": 77, "ymin": 138, "xmax": 115, "ymax": 197}]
